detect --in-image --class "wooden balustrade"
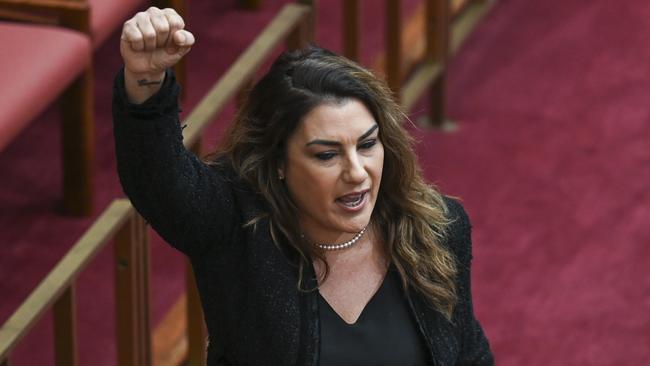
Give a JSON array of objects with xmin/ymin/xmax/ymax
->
[
  {"xmin": 0, "ymin": 199, "xmax": 136, "ymax": 365},
  {"xmin": 341, "ymin": 0, "xmax": 495, "ymax": 127},
  {"xmin": 0, "ymin": 3, "xmax": 312, "ymax": 365},
  {"xmin": 0, "ymin": 1, "xmax": 493, "ymax": 363}
]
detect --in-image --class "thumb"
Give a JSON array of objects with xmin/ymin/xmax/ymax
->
[{"xmin": 166, "ymin": 30, "xmax": 194, "ymax": 55}]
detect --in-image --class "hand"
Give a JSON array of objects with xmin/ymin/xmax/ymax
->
[{"xmin": 120, "ymin": 7, "xmax": 195, "ymax": 77}]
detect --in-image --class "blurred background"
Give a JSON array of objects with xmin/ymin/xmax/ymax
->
[{"xmin": 1, "ymin": 0, "xmax": 648, "ymax": 365}]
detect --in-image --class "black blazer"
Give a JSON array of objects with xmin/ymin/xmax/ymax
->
[{"xmin": 113, "ymin": 69, "xmax": 494, "ymax": 366}]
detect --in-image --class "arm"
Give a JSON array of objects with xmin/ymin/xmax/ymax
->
[
  {"xmin": 445, "ymin": 198, "xmax": 494, "ymax": 365},
  {"xmin": 113, "ymin": 8, "xmax": 237, "ymax": 258}
]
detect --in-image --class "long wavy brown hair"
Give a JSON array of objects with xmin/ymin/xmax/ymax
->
[{"xmin": 210, "ymin": 46, "xmax": 458, "ymax": 319}]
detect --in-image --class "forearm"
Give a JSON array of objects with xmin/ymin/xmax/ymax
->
[{"xmin": 123, "ymin": 67, "xmax": 166, "ymax": 104}]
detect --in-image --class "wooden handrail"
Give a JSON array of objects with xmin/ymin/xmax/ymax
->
[
  {"xmin": 450, "ymin": 0, "xmax": 492, "ymax": 54},
  {"xmin": 182, "ymin": 3, "xmax": 310, "ymax": 148},
  {"xmin": 0, "ymin": 199, "xmax": 134, "ymax": 362}
]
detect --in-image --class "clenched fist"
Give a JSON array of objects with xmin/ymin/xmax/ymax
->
[{"xmin": 120, "ymin": 7, "xmax": 195, "ymax": 103}]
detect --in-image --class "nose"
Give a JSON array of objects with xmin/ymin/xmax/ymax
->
[{"xmin": 342, "ymin": 153, "xmax": 368, "ymax": 184}]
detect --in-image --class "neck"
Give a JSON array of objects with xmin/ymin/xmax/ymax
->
[{"xmin": 313, "ymin": 227, "xmax": 388, "ymax": 280}]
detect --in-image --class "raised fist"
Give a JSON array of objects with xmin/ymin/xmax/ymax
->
[{"xmin": 120, "ymin": 7, "xmax": 195, "ymax": 76}]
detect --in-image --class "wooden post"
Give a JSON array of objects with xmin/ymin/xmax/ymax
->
[
  {"xmin": 60, "ymin": 2, "xmax": 93, "ymax": 216},
  {"xmin": 60, "ymin": 66, "xmax": 94, "ymax": 216},
  {"xmin": 287, "ymin": 10, "xmax": 310, "ymax": 50},
  {"xmin": 53, "ymin": 286, "xmax": 77, "ymax": 366},
  {"xmin": 386, "ymin": 0, "xmax": 401, "ymax": 100},
  {"xmin": 343, "ymin": 0, "xmax": 360, "ymax": 61},
  {"xmin": 426, "ymin": 0, "xmax": 451, "ymax": 127},
  {"xmin": 296, "ymin": 0, "xmax": 317, "ymax": 42},
  {"xmin": 115, "ymin": 214, "xmax": 151, "ymax": 366}
]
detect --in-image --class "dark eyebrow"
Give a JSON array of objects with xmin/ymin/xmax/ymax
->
[{"xmin": 306, "ymin": 124, "xmax": 379, "ymax": 147}]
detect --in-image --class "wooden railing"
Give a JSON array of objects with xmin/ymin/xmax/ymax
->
[
  {"xmin": 1, "ymin": 0, "xmax": 491, "ymax": 364},
  {"xmin": 343, "ymin": 0, "xmax": 495, "ymax": 128},
  {"xmin": 0, "ymin": 3, "xmax": 311, "ymax": 366},
  {"xmin": 0, "ymin": 200, "xmax": 149, "ymax": 366}
]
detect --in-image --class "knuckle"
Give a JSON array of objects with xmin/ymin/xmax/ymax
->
[
  {"xmin": 143, "ymin": 31, "xmax": 156, "ymax": 40},
  {"xmin": 156, "ymin": 24, "xmax": 170, "ymax": 33},
  {"xmin": 168, "ymin": 19, "xmax": 181, "ymax": 29},
  {"xmin": 163, "ymin": 8, "xmax": 178, "ymax": 15}
]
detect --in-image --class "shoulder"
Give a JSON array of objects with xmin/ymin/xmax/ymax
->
[
  {"xmin": 443, "ymin": 196, "xmax": 471, "ymax": 232},
  {"xmin": 442, "ymin": 196, "xmax": 473, "ymax": 266}
]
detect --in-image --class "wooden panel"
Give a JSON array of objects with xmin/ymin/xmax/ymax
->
[
  {"xmin": 181, "ymin": 4, "xmax": 310, "ymax": 148},
  {"xmin": 53, "ymin": 286, "xmax": 77, "ymax": 366},
  {"xmin": 0, "ymin": 200, "xmax": 133, "ymax": 361},
  {"xmin": 342, "ymin": 0, "xmax": 360, "ymax": 61}
]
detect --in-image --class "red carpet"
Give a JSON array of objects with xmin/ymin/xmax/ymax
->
[{"xmin": 1, "ymin": 0, "xmax": 649, "ymax": 364}]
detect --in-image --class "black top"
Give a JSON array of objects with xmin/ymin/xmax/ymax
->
[
  {"xmin": 318, "ymin": 267, "xmax": 429, "ymax": 366},
  {"xmin": 112, "ymin": 68, "xmax": 494, "ymax": 365}
]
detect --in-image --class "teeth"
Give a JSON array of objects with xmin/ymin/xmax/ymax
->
[{"xmin": 339, "ymin": 193, "xmax": 364, "ymax": 207}]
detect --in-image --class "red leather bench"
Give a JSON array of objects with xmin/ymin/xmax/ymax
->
[
  {"xmin": 0, "ymin": 0, "xmax": 186, "ymax": 216},
  {"xmin": 0, "ymin": 21, "xmax": 90, "ymax": 152}
]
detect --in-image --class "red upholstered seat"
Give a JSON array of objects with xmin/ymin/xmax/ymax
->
[
  {"xmin": 0, "ymin": 21, "xmax": 91, "ymax": 151},
  {"xmin": 89, "ymin": 0, "xmax": 146, "ymax": 47}
]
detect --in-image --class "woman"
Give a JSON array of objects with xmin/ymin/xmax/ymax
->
[{"xmin": 114, "ymin": 7, "xmax": 493, "ymax": 366}]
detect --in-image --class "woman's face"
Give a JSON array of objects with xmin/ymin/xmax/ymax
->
[{"xmin": 282, "ymin": 98, "xmax": 384, "ymax": 244}]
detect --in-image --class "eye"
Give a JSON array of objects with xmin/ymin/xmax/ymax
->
[
  {"xmin": 315, "ymin": 152, "xmax": 337, "ymax": 161},
  {"xmin": 359, "ymin": 139, "xmax": 377, "ymax": 150}
]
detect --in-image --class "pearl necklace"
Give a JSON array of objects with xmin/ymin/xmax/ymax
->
[{"xmin": 303, "ymin": 226, "xmax": 367, "ymax": 251}]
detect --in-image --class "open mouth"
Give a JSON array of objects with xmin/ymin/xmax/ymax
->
[{"xmin": 336, "ymin": 190, "xmax": 368, "ymax": 209}]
